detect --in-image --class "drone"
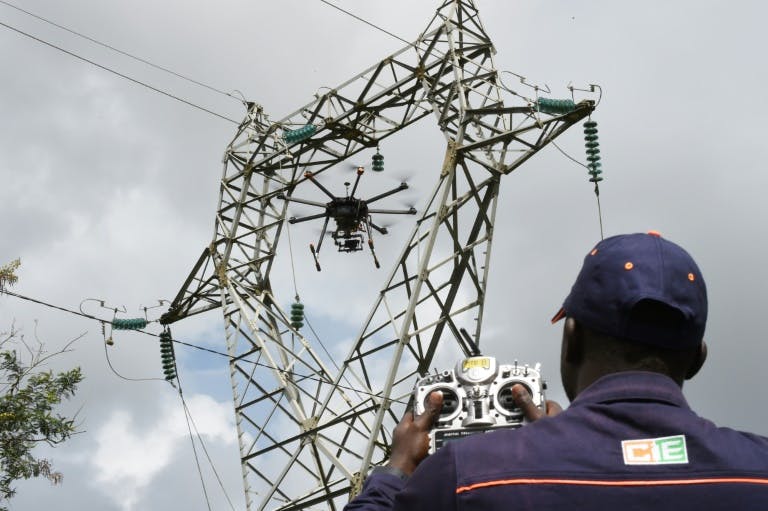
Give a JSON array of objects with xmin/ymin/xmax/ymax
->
[{"xmin": 277, "ymin": 167, "xmax": 416, "ymax": 271}]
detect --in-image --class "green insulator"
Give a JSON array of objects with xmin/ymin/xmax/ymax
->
[
  {"xmin": 290, "ymin": 301, "xmax": 305, "ymax": 330},
  {"xmin": 537, "ymin": 98, "xmax": 575, "ymax": 115},
  {"xmin": 112, "ymin": 318, "xmax": 148, "ymax": 330},
  {"xmin": 584, "ymin": 120, "xmax": 604, "ymax": 184},
  {"xmin": 158, "ymin": 328, "xmax": 177, "ymax": 382},
  {"xmin": 284, "ymin": 124, "xmax": 317, "ymax": 144},
  {"xmin": 372, "ymin": 152, "xmax": 384, "ymax": 172}
]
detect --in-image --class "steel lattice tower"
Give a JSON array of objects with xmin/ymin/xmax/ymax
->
[{"xmin": 162, "ymin": 1, "xmax": 596, "ymax": 509}]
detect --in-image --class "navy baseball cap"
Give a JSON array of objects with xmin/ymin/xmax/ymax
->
[{"xmin": 552, "ymin": 231, "xmax": 707, "ymax": 349}]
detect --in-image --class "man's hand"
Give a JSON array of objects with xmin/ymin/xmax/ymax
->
[
  {"xmin": 512, "ymin": 384, "xmax": 562, "ymax": 421},
  {"xmin": 387, "ymin": 391, "xmax": 444, "ymax": 476}
]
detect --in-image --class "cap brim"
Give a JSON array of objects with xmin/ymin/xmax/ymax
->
[{"xmin": 551, "ymin": 307, "xmax": 566, "ymax": 324}]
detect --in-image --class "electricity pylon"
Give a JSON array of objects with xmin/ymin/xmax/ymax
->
[{"xmin": 162, "ymin": 1, "xmax": 595, "ymax": 509}]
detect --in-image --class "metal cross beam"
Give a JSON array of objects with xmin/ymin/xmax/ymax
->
[{"xmin": 162, "ymin": 1, "xmax": 595, "ymax": 510}]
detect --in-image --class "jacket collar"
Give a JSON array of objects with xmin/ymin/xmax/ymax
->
[{"xmin": 571, "ymin": 371, "xmax": 691, "ymax": 409}]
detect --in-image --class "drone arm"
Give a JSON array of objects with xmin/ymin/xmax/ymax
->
[
  {"xmin": 349, "ymin": 167, "xmax": 364, "ymax": 198},
  {"xmin": 364, "ymin": 183, "xmax": 408, "ymax": 205},
  {"xmin": 288, "ymin": 212, "xmax": 328, "ymax": 224},
  {"xmin": 367, "ymin": 207, "xmax": 417, "ymax": 215},
  {"xmin": 279, "ymin": 195, "xmax": 328, "ymax": 208},
  {"xmin": 304, "ymin": 172, "xmax": 337, "ymax": 200}
]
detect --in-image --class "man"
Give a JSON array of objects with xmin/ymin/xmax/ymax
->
[{"xmin": 345, "ymin": 232, "xmax": 768, "ymax": 510}]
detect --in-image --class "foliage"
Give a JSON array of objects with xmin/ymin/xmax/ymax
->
[
  {"xmin": 0, "ymin": 326, "xmax": 83, "ymax": 510},
  {"xmin": 0, "ymin": 260, "xmax": 20, "ymax": 293}
]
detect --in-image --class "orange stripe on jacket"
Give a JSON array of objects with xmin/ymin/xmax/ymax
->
[{"xmin": 456, "ymin": 477, "xmax": 768, "ymax": 494}]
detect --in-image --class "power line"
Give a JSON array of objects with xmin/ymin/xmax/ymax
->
[
  {"xmin": 102, "ymin": 335, "xmax": 167, "ymax": 384},
  {"xmin": 0, "ymin": 0, "xmax": 240, "ymax": 103},
  {"xmin": 550, "ymin": 140, "xmax": 605, "ymax": 240},
  {"xmin": 3, "ymin": 290, "xmax": 408, "ymax": 404},
  {"xmin": 551, "ymin": 140, "xmax": 589, "ymax": 171},
  {"xmin": 2, "ymin": 289, "xmax": 225, "ymax": 509},
  {"xmin": 177, "ymin": 376, "xmax": 238, "ymax": 511},
  {"xmin": 0, "ymin": 19, "xmax": 240, "ymax": 125},
  {"xmin": 181, "ymin": 393, "xmax": 214, "ymax": 511},
  {"xmin": 317, "ymin": 0, "xmax": 411, "ymax": 46},
  {"xmin": 3, "ymin": 290, "xmax": 233, "ymax": 358}
]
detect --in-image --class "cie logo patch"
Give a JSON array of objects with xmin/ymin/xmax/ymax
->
[{"xmin": 621, "ymin": 435, "xmax": 689, "ymax": 465}]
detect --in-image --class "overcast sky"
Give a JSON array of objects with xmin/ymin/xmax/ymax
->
[{"xmin": 2, "ymin": 1, "xmax": 768, "ymax": 510}]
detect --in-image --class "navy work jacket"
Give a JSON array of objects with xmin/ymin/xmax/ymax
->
[{"xmin": 345, "ymin": 371, "xmax": 768, "ymax": 511}]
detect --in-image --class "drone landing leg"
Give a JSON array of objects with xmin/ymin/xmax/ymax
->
[
  {"xmin": 309, "ymin": 244, "xmax": 321, "ymax": 272},
  {"xmin": 367, "ymin": 239, "xmax": 380, "ymax": 269},
  {"xmin": 316, "ymin": 216, "xmax": 330, "ymax": 252}
]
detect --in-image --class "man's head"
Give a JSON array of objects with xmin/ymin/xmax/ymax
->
[{"xmin": 553, "ymin": 232, "xmax": 709, "ymax": 400}]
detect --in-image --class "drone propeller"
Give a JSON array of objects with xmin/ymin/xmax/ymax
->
[
  {"xmin": 390, "ymin": 169, "xmax": 417, "ymax": 184},
  {"xmin": 395, "ymin": 194, "xmax": 419, "ymax": 209},
  {"xmin": 344, "ymin": 162, "xmax": 367, "ymax": 173}
]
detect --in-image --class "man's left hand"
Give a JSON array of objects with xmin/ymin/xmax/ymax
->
[{"xmin": 512, "ymin": 384, "xmax": 562, "ymax": 421}]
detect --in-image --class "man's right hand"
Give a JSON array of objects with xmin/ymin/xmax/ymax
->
[
  {"xmin": 512, "ymin": 384, "xmax": 562, "ymax": 421},
  {"xmin": 387, "ymin": 390, "xmax": 444, "ymax": 476}
]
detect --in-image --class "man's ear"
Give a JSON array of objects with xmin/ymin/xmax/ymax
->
[
  {"xmin": 685, "ymin": 341, "xmax": 707, "ymax": 380},
  {"xmin": 563, "ymin": 317, "xmax": 584, "ymax": 364}
]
